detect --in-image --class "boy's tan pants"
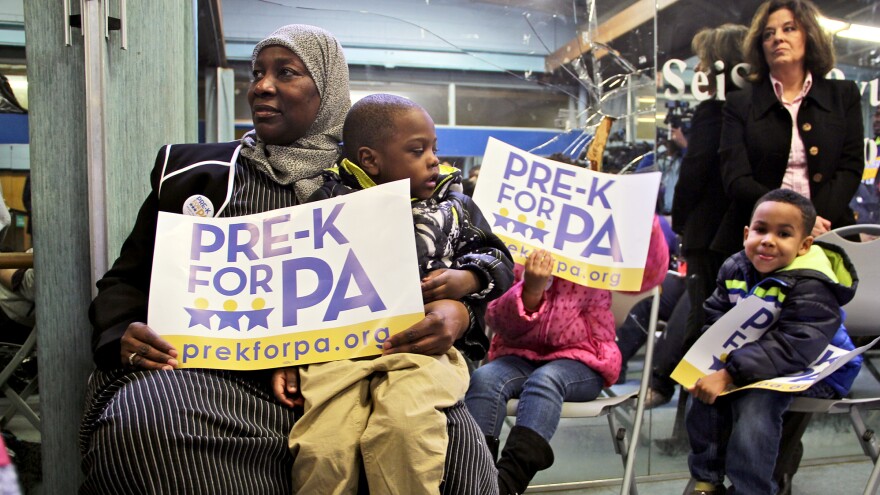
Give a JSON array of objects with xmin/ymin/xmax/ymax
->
[{"xmin": 289, "ymin": 348, "xmax": 470, "ymax": 495}]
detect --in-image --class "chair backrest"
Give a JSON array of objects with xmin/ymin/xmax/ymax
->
[
  {"xmin": 610, "ymin": 291, "xmax": 653, "ymax": 329},
  {"xmin": 610, "ymin": 270, "xmax": 678, "ymax": 328},
  {"xmin": 815, "ymin": 224, "xmax": 880, "ymax": 337}
]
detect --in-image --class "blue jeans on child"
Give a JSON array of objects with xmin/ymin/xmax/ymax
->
[
  {"xmin": 687, "ymin": 383, "xmax": 836, "ymax": 495},
  {"xmin": 464, "ymin": 356, "xmax": 604, "ymax": 441}
]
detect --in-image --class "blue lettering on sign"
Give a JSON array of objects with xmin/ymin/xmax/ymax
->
[
  {"xmin": 188, "ymin": 265, "xmax": 211, "ymax": 292},
  {"xmin": 228, "ymin": 223, "xmax": 260, "ymax": 262},
  {"xmin": 812, "ymin": 349, "xmax": 838, "ymax": 367},
  {"xmin": 503, "ymin": 152, "xmax": 529, "ymax": 180},
  {"xmin": 496, "ymin": 183, "xmax": 555, "ymax": 220},
  {"xmin": 552, "ymin": 205, "xmax": 622, "ymax": 262},
  {"xmin": 263, "ymin": 214, "xmax": 292, "ymax": 258},
  {"xmin": 788, "ymin": 350, "xmax": 839, "ymax": 383},
  {"xmin": 740, "ymin": 307, "xmax": 775, "ymax": 331},
  {"xmin": 722, "ymin": 330, "xmax": 748, "ymax": 349},
  {"xmin": 582, "ymin": 215, "xmax": 621, "ymax": 260},
  {"xmin": 180, "ymin": 324, "xmax": 394, "ymax": 364},
  {"xmin": 250, "ymin": 265, "xmax": 273, "ymax": 294},
  {"xmin": 281, "ymin": 257, "xmax": 334, "ymax": 327},
  {"xmin": 551, "ymin": 167, "xmax": 576, "ymax": 200},
  {"xmin": 191, "ymin": 224, "xmax": 225, "ymax": 261},
  {"xmin": 313, "ymin": 203, "xmax": 349, "ymax": 249},
  {"xmin": 214, "ymin": 267, "xmax": 248, "ymax": 296},
  {"xmin": 524, "ymin": 161, "xmax": 552, "ymax": 193},
  {"xmin": 553, "ymin": 203, "xmax": 594, "ymax": 250},
  {"xmin": 281, "ymin": 249, "xmax": 386, "ymax": 327},
  {"xmin": 189, "ymin": 206, "xmax": 353, "ymax": 266},
  {"xmin": 187, "ymin": 264, "xmax": 274, "ymax": 295},
  {"xmin": 502, "ymin": 151, "xmax": 616, "ymax": 204},
  {"xmin": 586, "ymin": 176, "xmax": 614, "ymax": 208},
  {"xmin": 323, "ymin": 250, "xmax": 387, "ymax": 322}
]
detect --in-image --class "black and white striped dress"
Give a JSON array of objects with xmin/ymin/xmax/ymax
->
[{"xmin": 79, "ymin": 158, "xmax": 498, "ymax": 495}]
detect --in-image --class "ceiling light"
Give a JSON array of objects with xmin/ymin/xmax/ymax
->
[{"xmin": 819, "ymin": 16, "xmax": 880, "ymax": 43}]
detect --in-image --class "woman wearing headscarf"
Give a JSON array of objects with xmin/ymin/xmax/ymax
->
[
  {"xmin": 80, "ymin": 25, "xmax": 497, "ymax": 494},
  {"xmin": 713, "ymin": 0, "xmax": 864, "ymax": 257}
]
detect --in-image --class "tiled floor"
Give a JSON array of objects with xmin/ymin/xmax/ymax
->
[
  {"xmin": 4, "ymin": 355, "xmax": 880, "ymax": 494},
  {"xmin": 517, "ymin": 358, "xmax": 880, "ymax": 493}
]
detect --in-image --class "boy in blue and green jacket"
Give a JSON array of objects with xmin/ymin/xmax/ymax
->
[{"xmin": 686, "ymin": 189, "xmax": 860, "ymax": 495}]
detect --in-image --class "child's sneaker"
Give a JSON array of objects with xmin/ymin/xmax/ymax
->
[{"xmin": 687, "ymin": 480, "xmax": 726, "ymax": 494}]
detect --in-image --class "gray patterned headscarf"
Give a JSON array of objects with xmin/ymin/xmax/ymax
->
[{"xmin": 240, "ymin": 24, "xmax": 351, "ymax": 200}]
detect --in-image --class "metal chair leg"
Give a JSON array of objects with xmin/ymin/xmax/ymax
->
[{"xmin": 0, "ymin": 329, "xmax": 39, "ymax": 432}]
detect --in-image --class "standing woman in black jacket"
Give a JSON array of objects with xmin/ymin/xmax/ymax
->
[
  {"xmin": 713, "ymin": 0, "xmax": 864, "ymax": 257},
  {"xmin": 669, "ymin": 24, "xmax": 748, "ymax": 402}
]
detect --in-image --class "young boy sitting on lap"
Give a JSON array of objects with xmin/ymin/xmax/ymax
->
[
  {"xmin": 687, "ymin": 188, "xmax": 860, "ymax": 495},
  {"xmin": 272, "ymin": 93, "xmax": 513, "ymax": 494}
]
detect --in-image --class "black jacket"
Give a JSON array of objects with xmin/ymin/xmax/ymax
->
[
  {"xmin": 671, "ymin": 99, "xmax": 728, "ymax": 253},
  {"xmin": 712, "ymin": 76, "xmax": 864, "ymax": 255},
  {"xmin": 90, "ymin": 142, "xmax": 243, "ymax": 369}
]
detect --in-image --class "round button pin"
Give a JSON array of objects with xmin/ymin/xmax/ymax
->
[{"xmin": 183, "ymin": 195, "xmax": 215, "ymax": 217}]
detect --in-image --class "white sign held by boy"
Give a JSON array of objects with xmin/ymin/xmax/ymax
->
[
  {"xmin": 472, "ymin": 138, "xmax": 661, "ymax": 291},
  {"xmin": 672, "ymin": 294, "xmax": 878, "ymax": 394},
  {"xmin": 148, "ymin": 180, "xmax": 425, "ymax": 370}
]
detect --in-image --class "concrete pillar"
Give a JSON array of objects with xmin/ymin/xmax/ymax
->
[{"xmin": 23, "ymin": 1, "xmax": 196, "ymax": 490}]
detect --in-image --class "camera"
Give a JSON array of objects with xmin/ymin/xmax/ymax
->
[{"xmin": 663, "ymin": 100, "xmax": 695, "ymax": 135}]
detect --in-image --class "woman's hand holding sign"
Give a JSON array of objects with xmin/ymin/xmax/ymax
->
[
  {"xmin": 121, "ymin": 322, "xmax": 179, "ymax": 371},
  {"xmin": 383, "ymin": 299, "xmax": 469, "ymax": 356}
]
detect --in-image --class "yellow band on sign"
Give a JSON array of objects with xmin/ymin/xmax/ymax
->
[
  {"xmin": 165, "ymin": 312, "xmax": 425, "ymax": 370},
  {"xmin": 733, "ymin": 380, "xmax": 812, "ymax": 394},
  {"xmin": 500, "ymin": 235, "xmax": 646, "ymax": 291},
  {"xmin": 673, "ymin": 357, "xmax": 813, "ymax": 396},
  {"xmin": 670, "ymin": 359, "xmax": 704, "ymax": 390}
]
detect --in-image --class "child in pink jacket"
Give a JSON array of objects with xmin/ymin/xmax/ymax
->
[{"xmin": 464, "ymin": 216, "xmax": 669, "ymax": 494}]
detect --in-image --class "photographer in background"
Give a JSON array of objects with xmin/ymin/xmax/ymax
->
[
  {"xmin": 848, "ymin": 106, "xmax": 880, "ymax": 227},
  {"xmin": 657, "ymin": 101, "xmax": 694, "ymax": 214}
]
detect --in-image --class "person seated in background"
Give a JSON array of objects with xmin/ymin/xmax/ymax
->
[
  {"xmin": 615, "ymin": 269, "xmax": 688, "ymax": 406},
  {"xmin": 274, "ymin": 93, "xmax": 514, "ymax": 494},
  {"xmin": 686, "ymin": 189, "xmax": 860, "ymax": 495},
  {"xmin": 849, "ymin": 106, "xmax": 880, "ymax": 229},
  {"xmin": 465, "ymin": 215, "xmax": 668, "ymax": 494},
  {"xmin": 0, "ymin": 182, "xmax": 11, "ymax": 246},
  {"xmin": 462, "ymin": 164, "xmax": 481, "ymax": 197},
  {"xmin": 616, "ymin": 216, "xmax": 689, "ymax": 409},
  {"xmin": 0, "ymin": 250, "xmax": 34, "ymax": 346}
]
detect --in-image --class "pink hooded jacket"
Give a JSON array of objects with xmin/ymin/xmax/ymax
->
[{"xmin": 485, "ymin": 216, "xmax": 670, "ymax": 387}]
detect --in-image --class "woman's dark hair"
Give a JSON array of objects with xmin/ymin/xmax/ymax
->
[
  {"xmin": 743, "ymin": 0, "xmax": 835, "ymax": 81},
  {"xmin": 691, "ymin": 23, "xmax": 748, "ymax": 94}
]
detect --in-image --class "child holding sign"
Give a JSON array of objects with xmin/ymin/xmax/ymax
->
[
  {"xmin": 272, "ymin": 93, "xmax": 513, "ymax": 494},
  {"xmin": 465, "ymin": 217, "xmax": 669, "ymax": 495},
  {"xmin": 686, "ymin": 189, "xmax": 860, "ymax": 495}
]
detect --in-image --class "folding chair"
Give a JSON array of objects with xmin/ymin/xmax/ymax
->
[
  {"xmin": 0, "ymin": 252, "xmax": 38, "ymax": 432},
  {"xmin": 785, "ymin": 224, "xmax": 880, "ymax": 495},
  {"xmin": 506, "ymin": 284, "xmax": 662, "ymax": 495},
  {"xmin": 0, "ymin": 327, "xmax": 39, "ymax": 431}
]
